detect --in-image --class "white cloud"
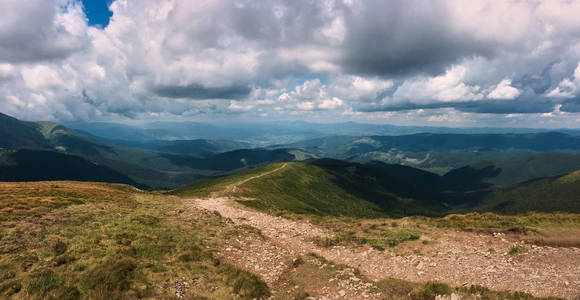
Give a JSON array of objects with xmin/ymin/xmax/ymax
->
[
  {"xmin": 329, "ymin": 75, "xmax": 393, "ymax": 101},
  {"xmin": 548, "ymin": 62, "xmax": 580, "ymax": 98},
  {"xmin": 392, "ymin": 65, "xmax": 483, "ymax": 104},
  {"xmin": 487, "ymin": 79, "xmax": 521, "ymax": 99},
  {"xmin": 0, "ymin": 0, "xmax": 578, "ymax": 128},
  {"xmin": 318, "ymin": 97, "xmax": 343, "ymax": 109}
]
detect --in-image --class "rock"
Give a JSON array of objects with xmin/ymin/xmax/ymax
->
[
  {"xmin": 338, "ymin": 290, "xmax": 346, "ymax": 297},
  {"xmin": 451, "ymin": 293, "xmax": 459, "ymax": 300}
]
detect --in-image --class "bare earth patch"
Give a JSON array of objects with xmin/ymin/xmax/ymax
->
[{"xmin": 187, "ymin": 197, "xmax": 579, "ymax": 299}]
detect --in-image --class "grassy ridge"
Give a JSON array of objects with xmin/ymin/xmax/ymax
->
[
  {"xmin": 479, "ymin": 170, "xmax": 580, "ymax": 214},
  {"xmin": 238, "ymin": 162, "xmax": 390, "ymax": 218},
  {"xmin": 171, "ymin": 162, "xmax": 285, "ymax": 198},
  {"xmin": 235, "ymin": 161, "xmax": 455, "ymax": 218},
  {"xmin": 0, "ymin": 181, "xmax": 269, "ymax": 299},
  {"xmin": 175, "ymin": 160, "xmax": 580, "ymax": 218}
]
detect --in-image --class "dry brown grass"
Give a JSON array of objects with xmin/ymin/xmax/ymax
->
[{"xmin": 0, "ymin": 181, "xmax": 270, "ymax": 299}]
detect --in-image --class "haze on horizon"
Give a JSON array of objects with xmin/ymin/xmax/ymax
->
[{"xmin": 0, "ymin": 0, "xmax": 579, "ymax": 128}]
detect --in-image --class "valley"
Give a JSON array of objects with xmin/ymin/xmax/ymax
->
[{"xmin": 1, "ymin": 112, "xmax": 579, "ymax": 299}]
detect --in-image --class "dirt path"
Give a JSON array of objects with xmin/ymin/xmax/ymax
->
[
  {"xmin": 220, "ymin": 163, "xmax": 289, "ymax": 195},
  {"xmin": 186, "ymin": 165, "xmax": 580, "ymax": 299}
]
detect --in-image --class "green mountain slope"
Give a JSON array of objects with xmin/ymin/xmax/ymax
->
[
  {"xmin": 479, "ymin": 170, "xmax": 580, "ymax": 214},
  {"xmin": 470, "ymin": 152, "xmax": 580, "ymax": 186},
  {"xmin": 175, "ymin": 159, "xmax": 580, "ymax": 218},
  {"xmin": 0, "ymin": 149, "xmax": 140, "ymax": 186},
  {"xmin": 175, "ymin": 160, "xmax": 451, "ymax": 218},
  {"xmin": 0, "ymin": 113, "xmax": 51, "ymax": 149}
]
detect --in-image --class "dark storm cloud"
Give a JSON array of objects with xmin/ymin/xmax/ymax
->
[
  {"xmin": 453, "ymin": 99, "xmax": 555, "ymax": 114},
  {"xmin": 357, "ymin": 97, "xmax": 557, "ymax": 115},
  {"xmin": 339, "ymin": 0, "xmax": 494, "ymax": 77},
  {"xmin": 153, "ymin": 84, "xmax": 252, "ymax": 100},
  {"xmin": 515, "ymin": 61, "xmax": 559, "ymax": 95},
  {"xmin": 561, "ymin": 98, "xmax": 580, "ymax": 113}
]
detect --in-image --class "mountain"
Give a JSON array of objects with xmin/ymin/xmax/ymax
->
[
  {"xmin": 162, "ymin": 148, "xmax": 316, "ymax": 171},
  {"xmin": 0, "ymin": 113, "xmax": 52, "ymax": 149},
  {"xmin": 277, "ymin": 133, "xmax": 580, "ymax": 158},
  {"xmin": 268, "ymin": 133, "xmax": 580, "ymax": 176},
  {"xmin": 478, "ymin": 170, "xmax": 580, "ymax": 214},
  {"xmin": 66, "ymin": 120, "xmax": 580, "ymax": 146},
  {"xmin": 174, "ymin": 158, "xmax": 580, "ymax": 218},
  {"xmin": 94, "ymin": 138, "xmax": 253, "ymax": 157},
  {"xmin": 468, "ymin": 152, "xmax": 580, "ymax": 186},
  {"xmin": 0, "ymin": 112, "xmax": 311, "ymax": 188},
  {"xmin": 0, "ymin": 149, "xmax": 139, "ymax": 186},
  {"xmin": 174, "ymin": 159, "xmax": 467, "ymax": 218}
]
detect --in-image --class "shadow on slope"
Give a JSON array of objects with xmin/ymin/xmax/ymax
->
[{"xmin": 0, "ymin": 149, "xmax": 143, "ymax": 188}]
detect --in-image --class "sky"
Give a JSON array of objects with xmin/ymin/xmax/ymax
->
[{"xmin": 0, "ymin": 0, "xmax": 579, "ymax": 128}]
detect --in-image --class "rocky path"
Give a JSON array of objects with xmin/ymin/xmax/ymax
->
[{"xmin": 186, "ymin": 165, "xmax": 580, "ymax": 299}]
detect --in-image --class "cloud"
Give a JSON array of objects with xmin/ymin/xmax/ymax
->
[
  {"xmin": 548, "ymin": 62, "xmax": 580, "ymax": 98},
  {"xmin": 487, "ymin": 79, "xmax": 521, "ymax": 99},
  {"xmin": 0, "ymin": 0, "xmax": 579, "ymax": 128},
  {"xmin": 339, "ymin": 0, "xmax": 494, "ymax": 77},
  {"xmin": 387, "ymin": 65, "xmax": 484, "ymax": 105},
  {"xmin": 153, "ymin": 84, "xmax": 252, "ymax": 100},
  {"xmin": 0, "ymin": 0, "xmax": 88, "ymax": 63}
]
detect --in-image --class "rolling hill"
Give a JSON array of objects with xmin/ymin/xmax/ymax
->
[
  {"xmin": 469, "ymin": 152, "xmax": 580, "ymax": 186},
  {"xmin": 174, "ymin": 159, "xmax": 466, "ymax": 218},
  {"xmin": 478, "ymin": 170, "xmax": 580, "ymax": 214}
]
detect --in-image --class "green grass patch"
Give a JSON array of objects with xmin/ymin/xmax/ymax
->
[
  {"xmin": 411, "ymin": 212, "xmax": 580, "ymax": 231},
  {"xmin": 0, "ymin": 181, "xmax": 270, "ymax": 299},
  {"xmin": 509, "ymin": 245, "xmax": 527, "ymax": 255},
  {"xmin": 317, "ymin": 227, "xmax": 421, "ymax": 250}
]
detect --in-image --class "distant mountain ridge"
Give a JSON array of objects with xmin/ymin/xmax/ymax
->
[
  {"xmin": 0, "ymin": 112, "xmax": 312, "ymax": 188},
  {"xmin": 276, "ymin": 133, "xmax": 580, "ymax": 158},
  {"xmin": 66, "ymin": 120, "xmax": 580, "ymax": 145}
]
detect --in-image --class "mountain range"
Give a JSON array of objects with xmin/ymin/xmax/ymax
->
[{"xmin": 1, "ymin": 111, "xmax": 579, "ymax": 215}]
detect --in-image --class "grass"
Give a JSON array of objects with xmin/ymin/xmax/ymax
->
[
  {"xmin": 0, "ymin": 181, "xmax": 270, "ymax": 299},
  {"xmin": 479, "ymin": 170, "xmax": 580, "ymax": 214},
  {"xmin": 234, "ymin": 162, "xmax": 433, "ymax": 218},
  {"xmin": 170, "ymin": 163, "xmax": 284, "ymax": 198},
  {"xmin": 509, "ymin": 245, "xmax": 527, "ymax": 255},
  {"xmin": 317, "ymin": 227, "xmax": 421, "ymax": 250},
  {"xmin": 174, "ymin": 161, "xmax": 450, "ymax": 218},
  {"xmin": 410, "ymin": 212, "xmax": 580, "ymax": 230}
]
